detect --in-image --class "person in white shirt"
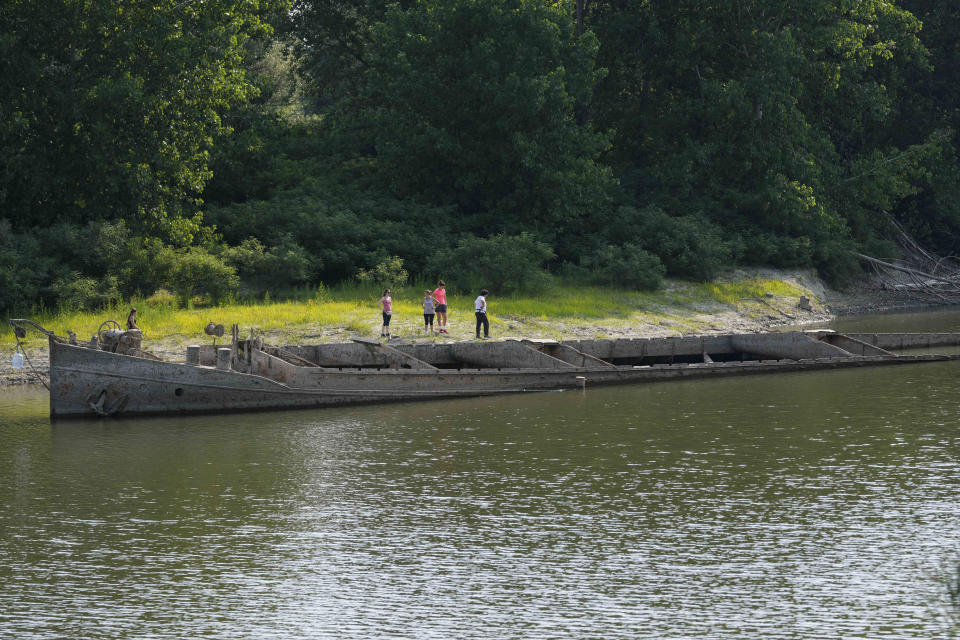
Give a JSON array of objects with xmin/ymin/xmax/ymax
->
[{"xmin": 474, "ymin": 289, "xmax": 489, "ymax": 339}]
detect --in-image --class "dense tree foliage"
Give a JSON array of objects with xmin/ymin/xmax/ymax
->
[
  {"xmin": 0, "ymin": 0, "xmax": 284, "ymax": 242},
  {"xmin": 341, "ymin": 0, "xmax": 614, "ymax": 241},
  {"xmin": 3, "ymin": 0, "xmax": 960, "ymax": 315},
  {"xmin": 590, "ymin": 1, "xmax": 934, "ymax": 269}
]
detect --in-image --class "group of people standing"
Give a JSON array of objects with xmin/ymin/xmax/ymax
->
[{"xmin": 378, "ymin": 281, "xmax": 490, "ymax": 340}]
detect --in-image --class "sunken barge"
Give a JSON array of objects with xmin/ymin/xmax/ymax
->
[{"xmin": 11, "ymin": 319, "xmax": 960, "ymax": 419}]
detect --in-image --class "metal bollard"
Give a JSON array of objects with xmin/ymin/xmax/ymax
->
[
  {"xmin": 185, "ymin": 345, "xmax": 201, "ymax": 366},
  {"xmin": 216, "ymin": 347, "xmax": 232, "ymax": 371}
]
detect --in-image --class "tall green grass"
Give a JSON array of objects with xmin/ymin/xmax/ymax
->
[{"xmin": 2, "ymin": 277, "xmax": 814, "ymax": 348}]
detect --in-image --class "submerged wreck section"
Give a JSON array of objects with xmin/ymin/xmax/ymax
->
[
  {"xmin": 560, "ymin": 331, "xmax": 855, "ymax": 365},
  {"xmin": 279, "ymin": 330, "xmax": 908, "ymax": 369},
  {"xmin": 10, "ymin": 317, "xmax": 960, "ymax": 419}
]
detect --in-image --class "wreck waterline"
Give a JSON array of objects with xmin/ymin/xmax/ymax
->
[{"xmin": 33, "ymin": 325, "xmax": 960, "ymax": 418}]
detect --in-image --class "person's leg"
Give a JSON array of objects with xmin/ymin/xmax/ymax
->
[
  {"xmin": 481, "ymin": 313, "xmax": 489, "ymax": 337},
  {"xmin": 475, "ymin": 311, "xmax": 482, "ymax": 338}
]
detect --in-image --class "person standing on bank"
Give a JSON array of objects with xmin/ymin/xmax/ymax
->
[
  {"xmin": 422, "ymin": 289, "xmax": 437, "ymax": 335},
  {"xmin": 432, "ymin": 280, "xmax": 448, "ymax": 334},
  {"xmin": 474, "ymin": 289, "xmax": 490, "ymax": 339},
  {"xmin": 379, "ymin": 288, "xmax": 393, "ymax": 339}
]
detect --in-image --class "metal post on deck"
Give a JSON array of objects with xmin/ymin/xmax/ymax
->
[{"xmin": 216, "ymin": 348, "xmax": 232, "ymax": 371}]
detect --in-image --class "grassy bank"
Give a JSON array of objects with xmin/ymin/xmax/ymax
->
[{"xmin": 2, "ymin": 274, "xmax": 822, "ymax": 352}]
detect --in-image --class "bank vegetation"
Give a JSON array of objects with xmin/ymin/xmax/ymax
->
[{"xmin": 3, "ymin": 2, "xmax": 960, "ymax": 321}]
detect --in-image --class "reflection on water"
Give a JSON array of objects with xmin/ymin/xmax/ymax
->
[{"xmin": 2, "ymin": 314, "xmax": 960, "ymax": 638}]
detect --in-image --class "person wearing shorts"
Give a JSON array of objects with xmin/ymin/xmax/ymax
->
[
  {"xmin": 432, "ymin": 280, "xmax": 448, "ymax": 333},
  {"xmin": 422, "ymin": 289, "xmax": 437, "ymax": 335},
  {"xmin": 378, "ymin": 288, "xmax": 392, "ymax": 339}
]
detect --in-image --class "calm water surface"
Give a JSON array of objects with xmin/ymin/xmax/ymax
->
[{"xmin": 1, "ymin": 311, "xmax": 959, "ymax": 638}]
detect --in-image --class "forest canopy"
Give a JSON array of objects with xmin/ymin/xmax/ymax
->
[{"xmin": 2, "ymin": 0, "xmax": 960, "ymax": 314}]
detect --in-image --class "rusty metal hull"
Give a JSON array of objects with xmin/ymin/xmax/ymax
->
[{"xmin": 47, "ymin": 335, "xmax": 958, "ymax": 419}]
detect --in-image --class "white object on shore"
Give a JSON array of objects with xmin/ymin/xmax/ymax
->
[{"xmin": 12, "ymin": 351, "xmax": 24, "ymax": 370}]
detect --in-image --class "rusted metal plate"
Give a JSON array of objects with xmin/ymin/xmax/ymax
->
[{"xmin": 45, "ymin": 332, "xmax": 960, "ymax": 419}]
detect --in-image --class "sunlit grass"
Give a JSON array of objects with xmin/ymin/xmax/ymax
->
[
  {"xmin": 650, "ymin": 278, "xmax": 809, "ymax": 307},
  {"xmin": 700, "ymin": 278, "xmax": 807, "ymax": 304},
  {"xmin": 2, "ymin": 276, "xmax": 817, "ymax": 349},
  {"xmin": 489, "ymin": 286, "xmax": 637, "ymax": 319}
]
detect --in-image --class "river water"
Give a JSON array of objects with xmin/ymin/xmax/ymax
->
[{"xmin": 1, "ymin": 311, "xmax": 959, "ymax": 638}]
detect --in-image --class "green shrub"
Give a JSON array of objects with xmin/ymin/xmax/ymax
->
[
  {"xmin": 583, "ymin": 244, "xmax": 665, "ymax": 290},
  {"xmin": 53, "ymin": 273, "xmax": 121, "ymax": 311},
  {"xmin": 0, "ymin": 219, "xmax": 60, "ymax": 315},
  {"xmin": 813, "ymin": 237, "xmax": 861, "ymax": 288},
  {"xmin": 66, "ymin": 277, "xmax": 117, "ymax": 311},
  {"xmin": 144, "ymin": 288, "xmax": 177, "ymax": 307},
  {"xmin": 427, "ymin": 233, "xmax": 555, "ymax": 294},
  {"xmin": 167, "ymin": 247, "xmax": 240, "ymax": 307},
  {"xmin": 356, "ymin": 256, "xmax": 409, "ymax": 288},
  {"xmin": 738, "ymin": 231, "xmax": 813, "ymax": 268},
  {"xmin": 225, "ymin": 235, "xmax": 315, "ymax": 291},
  {"xmin": 115, "ymin": 237, "xmax": 178, "ymax": 299},
  {"xmin": 205, "ymin": 180, "xmax": 450, "ymax": 282},
  {"xmin": 632, "ymin": 208, "xmax": 731, "ymax": 281},
  {"xmin": 597, "ymin": 207, "xmax": 732, "ymax": 281},
  {"xmin": 313, "ymin": 282, "xmax": 330, "ymax": 303}
]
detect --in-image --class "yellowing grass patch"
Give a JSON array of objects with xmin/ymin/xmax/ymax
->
[{"xmin": 2, "ymin": 276, "xmax": 819, "ymax": 349}]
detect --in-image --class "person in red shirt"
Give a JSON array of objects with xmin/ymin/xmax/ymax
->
[{"xmin": 432, "ymin": 280, "xmax": 448, "ymax": 334}]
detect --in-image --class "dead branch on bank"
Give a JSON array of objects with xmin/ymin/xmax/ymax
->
[{"xmin": 856, "ymin": 220, "xmax": 960, "ymax": 304}]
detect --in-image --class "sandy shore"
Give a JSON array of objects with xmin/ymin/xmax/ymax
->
[{"xmin": 0, "ymin": 270, "xmax": 927, "ymax": 388}]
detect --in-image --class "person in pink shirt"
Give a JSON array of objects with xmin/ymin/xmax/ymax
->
[
  {"xmin": 432, "ymin": 280, "xmax": 449, "ymax": 334},
  {"xmin": 378, "ymin": 288, "xmax": 393, "ymax": 339}
]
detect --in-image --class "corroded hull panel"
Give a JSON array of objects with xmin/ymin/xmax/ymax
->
[{"xmin": 47, "ymin": 338, "xmax": 956, "ymax": 419}]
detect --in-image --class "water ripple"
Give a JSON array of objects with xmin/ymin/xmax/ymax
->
[{"xmin": 1, "ymin": 361, "xmax": 959, "ymax": 638}]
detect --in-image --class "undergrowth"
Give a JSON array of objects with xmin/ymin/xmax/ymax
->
[{"xmin": 2, "ymin": 277, "xmax": 816, "ymax": 348}]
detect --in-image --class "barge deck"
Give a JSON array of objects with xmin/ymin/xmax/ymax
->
[{"xmin": 11, "ymin": 320, "xmax": 960, "ymax": 419}]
